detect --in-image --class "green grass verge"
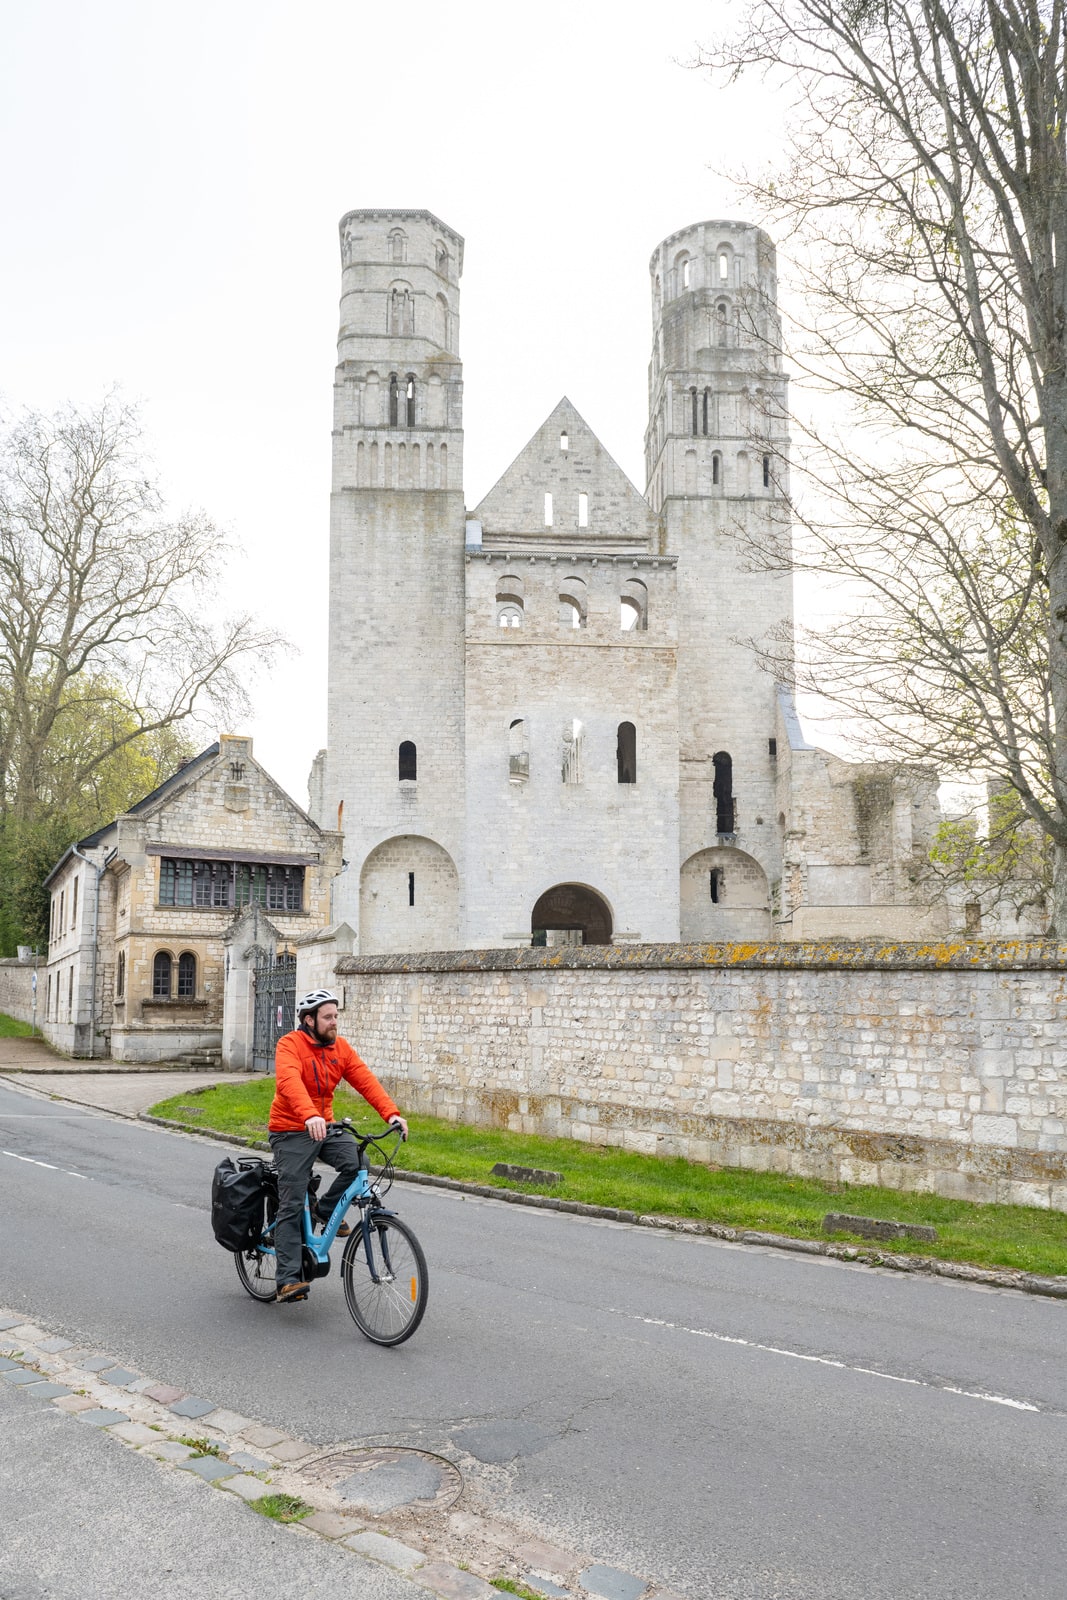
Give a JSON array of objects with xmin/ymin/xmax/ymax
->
[
  {"xmin": 0, "ymin": 1012, "xmax": 35, "ymax": 1037},
  {"xmin": 491, "ymin": 1581, "xmax": 543, "ymax": 1598},
  {"xmin": 150, "ymin": 1077, "xmax": 1067, "ymax": 1278},
  {"xmin": 249, "ymin": 1493, "xmax": 313, "ymax": 1524}
]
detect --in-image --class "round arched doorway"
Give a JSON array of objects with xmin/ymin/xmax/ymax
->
[{"xmin": 531, "ymin": 883, "xmax": 613, "ymax": 946}]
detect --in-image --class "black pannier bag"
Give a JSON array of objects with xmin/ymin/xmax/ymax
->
[{"xmin": 211, "ymin": 1157, "xmax": 274, "ymax": 1252}]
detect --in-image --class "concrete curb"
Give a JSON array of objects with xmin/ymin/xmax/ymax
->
[
  {"xmin": 137, "ymin": 1113, "xmax": 1067, "ymax": 1302},
  {"xmin": 1, "ymin": 1065, "xmax": 230, "ymax": 1075}
]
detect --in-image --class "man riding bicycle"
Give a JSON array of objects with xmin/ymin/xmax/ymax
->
[{"xmin": 268, "ymin": 989, "xmax": 408, "ymax": 1304}]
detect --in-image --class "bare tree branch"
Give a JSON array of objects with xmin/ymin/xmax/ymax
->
[{"xmin": 698, "ymin": 0, "xmax": 1067, "ymax": 930}]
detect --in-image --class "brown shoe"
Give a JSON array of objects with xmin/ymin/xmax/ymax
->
[
  {"xmin": 315, "ymin": 1210, "xmax": 351, "ymax": 1237},
  {"xmin": 276, "ymin": 1281, "xmax": 310, "ymax": 1303}
]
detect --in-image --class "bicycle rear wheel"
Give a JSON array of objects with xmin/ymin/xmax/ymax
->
[
  {"xmin": 341, "ymin": 1214, "xmax": 428, "ymax": 1345},
  {"xmin": 235, "ymin": 1240, "xmax": 278, "ymax": 1302}
]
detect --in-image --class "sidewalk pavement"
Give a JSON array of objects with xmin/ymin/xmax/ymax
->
[
  {"xmin": 0, "ymin": 1315, "xmax": 664, "ymax": 1600},
  {"xmin": 0, "ymin": 1370, "xmax": 421, "ymax": 1600},
  {"xmin": 0, "ymin": 1034, "xmax": 252, "ymax": 1117}
]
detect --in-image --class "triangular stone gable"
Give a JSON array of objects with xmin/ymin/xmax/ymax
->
[
  {"xmin": 137, "ymin": 736, "xmax": 327, "ymax": 855},
  {"xmin": 472, "ymin": 398, "xmax": 655, "ymax": 552}
]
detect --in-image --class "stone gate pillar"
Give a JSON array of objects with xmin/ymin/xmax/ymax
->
[{"xmin": 222, "ymin": 906, "xmax": 282, "ymax": 1072}]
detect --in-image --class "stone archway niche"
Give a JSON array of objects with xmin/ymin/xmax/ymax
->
[{"xmin": 531, "ymin": 883, "xmax": 613, "ymax": 946}]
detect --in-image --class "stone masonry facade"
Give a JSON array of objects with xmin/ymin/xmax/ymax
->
[
  {"xmin": 326, "ymin": 941, "xmax": 1067, "ymax": 1211},
  {"xmin": 312, "ymin": 209, "xmax": 959, "ymax": 956},
  {"xmin": 0, "ymin": 959, "xmax": 35, "ymax": 1026}
]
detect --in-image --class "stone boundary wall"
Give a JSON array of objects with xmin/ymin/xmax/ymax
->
[
  {"xmin": 333, "ymin": 941, "xmax": 1067, "ymax": 1211},
  {"xmin": 0, "ymin": 960, "xmax": 36, "ymax": 1025}
]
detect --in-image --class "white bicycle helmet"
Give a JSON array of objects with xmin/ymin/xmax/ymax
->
[{"xmin": 296, "ymin": 988, "xmax": 339, "ymax": 1020}]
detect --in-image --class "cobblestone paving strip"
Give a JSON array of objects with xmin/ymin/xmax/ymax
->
[{"xmin": 0, "ymin": 1305, "xmax": 672, "ymax": 1600}]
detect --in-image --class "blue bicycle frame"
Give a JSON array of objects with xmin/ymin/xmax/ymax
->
[{"xmin": 259, "ymin": 1165, "xmax": 400, "ymax": 1284}]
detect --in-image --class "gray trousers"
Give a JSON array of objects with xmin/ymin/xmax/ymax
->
[{"xmin": 268, "ymin": 1126, "xmax": 364, "ymax": 1285}]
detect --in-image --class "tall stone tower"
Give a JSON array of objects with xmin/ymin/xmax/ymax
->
[
  {"xmin": 645, "ymin": 221, "xmax": 793, "ymax": 935},
  {"xmin": 318, "ymin": 209, "xmax": 467, "ymax": 945}
]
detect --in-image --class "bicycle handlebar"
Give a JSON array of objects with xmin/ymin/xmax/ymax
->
[{"xmin": 333, "ymin": 1117, "xmax": 405, "ymax": 1153}]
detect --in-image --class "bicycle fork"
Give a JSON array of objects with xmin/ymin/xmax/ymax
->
[{"xmin": 358, "ymin": 1206, "xmax": 397, "ymax": 1284}]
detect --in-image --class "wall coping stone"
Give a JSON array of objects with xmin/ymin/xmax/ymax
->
[{"xmin": 335, "ymin": 938, "xmax": 1067, "ymax": 975}]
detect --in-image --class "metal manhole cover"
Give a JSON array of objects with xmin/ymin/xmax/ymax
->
[{"xmin": 301, "ymin": 1447, "xmax": 463, "ymax": 1514}]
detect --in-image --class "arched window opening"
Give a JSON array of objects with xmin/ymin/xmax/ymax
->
[
  {"xmin": 578, "ymin": 492, "xmax": 588, "ymax": 528},
  {"xmin": 562, "ymin": 719, "xmax": 584, "ymax": 784},
  {"xmin": 398, "ymin": 741, "xmax": 417, "ymax": 782},
  {"xmin": 509, "ymin": 717, "xmax": 529, "ymax": 781},
  {"xmin": 389, "ymin": 229, "xmax": 407, "ymax": 262},
  {"xmin": 674, "ymin": 251, "xmax": 690, "ymax": 296},
  {"xmin": 716, "ymin": 301, "xmax": 728, "ymax": 347},
  {"xmin": 763, "ymin": 453, "xmax": 771, "ymax": 489},
  {"xmin": 682, "ymin": 258, "xmax": 691, "ymax": 289},
  {"xmin": 406, "ymin": 374, "xmax": 416, "ymax": 427},
  {"xmin": 712, "ymin": 452, "xmax": 722, "ymax": 487},
  {"xmin": 389, "ymin": 373, "xmax": 399, "ymax": 427},
  {"xmin": 620, "ymin": 577, "xmax": 648, "ymax": 631},
  {"xmin": 152, "ymin": 951, "xmax": 172, "ymax": 999},
  {"xmin": 558, "ymin": 575, "xmax": 587, "ymax": 630},
  {"xmin": 177, "ymin": 952, "xmax": 196, "ymax": 999},
  {"xmin": 116, "ymin": 951, "xmax": 125, "ymax": 998},
  {"xmin": 703, "ymin": 389, "xmax": 711, "ymax": 436},
  {"xmin": 496, "ymin": 573, "xmax": 524, "ymax": 628},
  {"xmin": 435, "ymin": 243, "xmax": 448, "ymax": 274},
  {"xmin": 710, "ymin": 867, "xmax": 724, "ymax": 903},
  {"xmin": 718, "ymin": 250, "xmax": 729, "ymax": 281},
  {"xmin": 560, "ymin": 431, "xmax": 569, "ymax": 451},
  {"xmin": 617, "ymin": 721, "xmax": 637, "ymax": 784},
  {"xmin": 713, "ymin": 751, "xmax": 735, "ymax": 835},
  {"xmin": 690, "ymin": 387, "xmax": 699, "ymax": 437},
  {"xmin": 544, "ymin": 492, "xmax": 553, "ymax": 527}
]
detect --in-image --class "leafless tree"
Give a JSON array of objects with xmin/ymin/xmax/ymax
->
[
  {"xmin": 699, "ymin": 0, "xmax": 1067, "ymax": 931},
  {"xmin": 0, "ymin": 395, "xmax": 282, "ymax": 827}
]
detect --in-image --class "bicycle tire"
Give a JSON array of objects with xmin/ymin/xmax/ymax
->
[
  {"xmin": 341, "ymin": 1213, "xmax": 428, "ymax": 1345},
  {"xmin": 235, "ymin": 1239, "xmax": 278, "ymax": 1302}
]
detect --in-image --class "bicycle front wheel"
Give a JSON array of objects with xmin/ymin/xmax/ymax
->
[
  {"xmin": 235, "ymin": 1241, "xmax": 278, "ymax": 1302},
  {"xmin": 341, "ymin": 1214, "xmax": 428, "ymax": 1345}
]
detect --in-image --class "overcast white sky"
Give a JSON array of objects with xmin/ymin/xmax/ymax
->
[{"xmin": 1, "ymin": 0, "xmax": 796, "ymax": 805}]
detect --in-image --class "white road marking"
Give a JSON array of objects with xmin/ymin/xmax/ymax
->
[
  {"xmin": 610, "ymin": 1308, "xmax": 1048, "ymax": 1413},
  {"xmin": 2, "ymin": 1149, "xmax": 88, "ymax": 1180}
]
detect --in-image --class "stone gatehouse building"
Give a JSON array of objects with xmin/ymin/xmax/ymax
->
[
  {"xmin": 42, "ymin": 735, "xmax": 342, "ymax": 1060},
  {"xmin": 309, "ymin": 209, "xmax": 947, "ymax": 953}
]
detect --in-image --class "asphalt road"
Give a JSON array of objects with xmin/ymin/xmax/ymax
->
[{"xmin": 2, "ymin": 1080, "xmax": 1067, "ymax": 1599}]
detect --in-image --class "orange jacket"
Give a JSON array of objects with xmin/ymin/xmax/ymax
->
[{"xmin": 268, "ymin": 1029, "xmax": 399, "ymax": 1132}]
